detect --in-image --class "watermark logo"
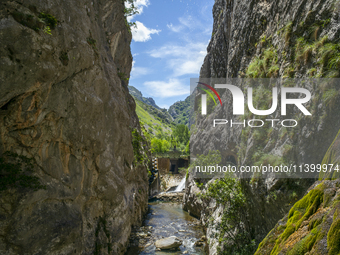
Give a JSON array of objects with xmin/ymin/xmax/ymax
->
[
  {"xmin": 190, "ymin": 78, "xmax": 339, "ymax": 179},
  {"xmin": 200, "ymin": 84, "xmax": 312, "ymax": 116},
  {"xmin": 197, "ymin": 82, "xmax": 222, "ymax": 115}
]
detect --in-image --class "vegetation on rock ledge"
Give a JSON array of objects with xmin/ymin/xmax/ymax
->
[{"xmin": 245, "ymin": 19, "xmax": 340, "ymax": 79}]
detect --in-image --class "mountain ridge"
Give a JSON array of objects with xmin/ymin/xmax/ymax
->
[
  {"xmin": 128, "ymin": 85, "xmax": 190, "ymax": 126},
  {"xmin": 128, "ymin": 85, "xmax": 160, "ymax": 110}
]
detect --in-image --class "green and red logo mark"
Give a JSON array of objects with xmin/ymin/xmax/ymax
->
[{"xmin": 197, "ymin": 82, "xmax": 222, "ymax": 107}]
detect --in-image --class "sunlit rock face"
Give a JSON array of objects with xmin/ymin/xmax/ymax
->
[
  {"xmin": 185, "ymin": 0, "xmax": 340, "ymax": 253},
  {"xmin": 0, "ymin": 1, "xmax": 149, "ymax": 254}
]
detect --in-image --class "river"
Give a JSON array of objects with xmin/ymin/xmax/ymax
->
[{"xmin": 126, "ymin": 201, "xmax": 207, "ymax": 254}]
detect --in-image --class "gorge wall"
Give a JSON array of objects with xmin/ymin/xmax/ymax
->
[
  {"xmin": 184, "ymin": 0, "xmax": 340, "ymax": 254},
  {"xmin": 0, "ymin": 0, "xmax": 149, "ymax": 254}
]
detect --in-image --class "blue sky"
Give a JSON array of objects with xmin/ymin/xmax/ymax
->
[{"xmin": 128, "ymin": 0, "xmax": 214, "ymax": 109}]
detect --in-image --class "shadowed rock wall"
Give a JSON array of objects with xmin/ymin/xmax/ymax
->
[{"xmin": 0, "ymin": 1, "xmax": 149, "ymax": 254}]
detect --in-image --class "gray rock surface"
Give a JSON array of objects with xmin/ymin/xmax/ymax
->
[
  {"xmin": 154, "ymin": 236, "xmax": 182, "ymax": 250},
  {"xmin": 0, "ymin": 0, "xmax": 149, "ymax": 254}
]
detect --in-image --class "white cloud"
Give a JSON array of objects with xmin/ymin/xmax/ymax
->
[
  {"xmin": 149, "ymin": 42, "xmax": 206, "ymax": 58},
  {"xmin": 178, "ymin": 16, "xmax": 194, "ymax": 29},
  {"xmin": 143, "ymin": 79, "xmax": 189, "ymax": 98},
  {"xmin": 131, "ymin": 60, "xmax": 151, "ymax": 77},
  {"xmin": 169, "ymin": 57, "xmax": 206, "ymax": 77},
  {"xmin": 167, "ymin": 23, "xmax": 183, "ymax": 33},
  {"xmin": 126, "ymin": 0, "xmax": 150, "ymax": 22},
  {"xmin": 132, "ymin": 21, "xmax": 161, "ymax": 42},
  {"xmin": 135, "ymin": 0, "xmax": 150, "ymax": 13},
  {"xmin": 148, "ymin": 42, "xmax": 207, "ymax": 76},
  {"xmin": 167, "ymin": 16, "xmax": 202, "ymax": 33},
  {"xmin": 131, "ymin": 66, "xmax": 151, "ymax": 77}
]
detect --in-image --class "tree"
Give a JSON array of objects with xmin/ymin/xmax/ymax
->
[
  {"xmin": 201, "ymin": 176, "xmax": 255, "ymax": 254},
  {"xmin": 124, "ymin": 0, "xmax": 139, "ymax": 29},
  {"xmin": 172, "ymin": 124, "xmax": 190, "ymax": 145},
  {"xmin": 151, "ymin": 138, "xmax": 171, "ymax": 154},
  {"xmin": 185, "ymin": 141, "xmax": 190, "ymax": 155}
]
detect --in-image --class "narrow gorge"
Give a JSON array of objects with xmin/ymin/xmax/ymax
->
[{"xmin": 1, "ymin": 0, "xmax": 340, "ymax": 254}]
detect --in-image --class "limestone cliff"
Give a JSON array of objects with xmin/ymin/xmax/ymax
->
[
  {"xmin": 0, "ymin": 0, "xmax": 149, "ymax": 254},
  {"xmin": 184, "ymin": 0, "xmax": 340, "ymax": 253}
]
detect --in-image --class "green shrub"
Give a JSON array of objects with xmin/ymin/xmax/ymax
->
[
  {"xmin": 39, "ymin": 12, "xmax": 57, "ymax": 29},
  {"xmin": 246, "ymin": 47, "xmax": 279, "ymax": 78},
  {"xmin": 328, "ymin": 53, "xmax": 340, "ymax": 69},
  {"xmin": 124, "ymin": 0, "xmax": 139, "ymax": 31},
  {"xmin": 284, "ymin": 21, "xmax": 293, "ymax": 45},
  {"xmin": 246, "ymin": 19, "xmax": 340, "ymax": 79},
  {"xmin": 132, "ymin": 129, "xmax": 146, "ymax": 165},
  {"xmin": 201, "ymin": 177, "xmax": 256, "ymax": 254},
  {"xmin": 307, "ymin": 68, "xmax": 317, "ymax": 77},
  {"xmin": 323, "ymin": 88, "xmax": 339, "ymax": 109},
  {"xmin": 43, "ymin": 26, "xmax": 52, "ymax": 35},
  {"xmin": 319, "ymin": 43, "xmax": 339, "ymax": 67}
]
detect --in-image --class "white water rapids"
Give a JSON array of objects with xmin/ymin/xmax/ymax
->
[{"xmin": 174, "ymin": 177, "xmax": 186, "ymax": 192}]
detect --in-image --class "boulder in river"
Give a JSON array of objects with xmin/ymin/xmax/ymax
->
[
  {"xmin": 195, "ymin": 235, "xmax": 207, "ymax": 247},
  {"xmin": 155, "ymin": 236, "xmax": 182, "ymax": 250}
]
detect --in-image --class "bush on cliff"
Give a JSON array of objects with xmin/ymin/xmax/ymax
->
[{"xmin": 201, "ymin": 176, "xmax": 256, "ymax": 254}]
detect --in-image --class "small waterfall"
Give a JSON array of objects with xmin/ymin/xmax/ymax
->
[{"xmin": 174, "ymin": 177, "xmax": 186, "ymax": 192}]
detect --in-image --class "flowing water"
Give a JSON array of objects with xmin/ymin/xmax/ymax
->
[
  {"xmin": 126, "ymin": 202, "xmax": 207, "ymax": 255},
  {"xmin": 174, "ymin": 177, "xmax": 186, "ymax": 192}
]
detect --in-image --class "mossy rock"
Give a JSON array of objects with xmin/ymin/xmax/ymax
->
[
  {"xmin": 256, "ymin": 181, "xmax": 340, "ymax": 255},
  {"xmin": 287, "ymin": 226, "xmax": 321, "ymax": 255},
  {"xmin": 327, "ymin": 210, "xmax": 340, "ymax": 255},
  {"xmin": 11, "ymin": 11, "xmax": 44, "ymax": 31},
  {"xmin": 270, "ymin": 186, "xmax": 324, "ymax": 254}
]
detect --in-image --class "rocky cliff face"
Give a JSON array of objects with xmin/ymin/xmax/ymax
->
[
  {"xmin": 0, "ymin": 1, "xmax": 149, "ymax": 254},
  {"xmin": 184, "ymin": 0, "xmax": 340, "ymax": 253}
]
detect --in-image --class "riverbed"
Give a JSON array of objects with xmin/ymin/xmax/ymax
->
[{"xmin": 126, "ymin": 202, "xmax": 207, "ymax": 254}]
